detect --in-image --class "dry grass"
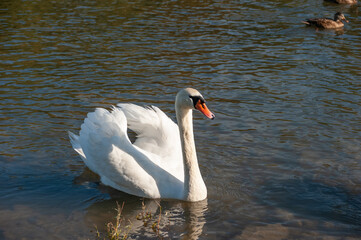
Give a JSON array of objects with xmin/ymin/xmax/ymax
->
[
  {"xmin": 94, "ymin": 202, "xmax": 131, "ymax": 240},
  {"xmin": 94, "ymin": 201, "xmax": 165, "ymax": 240},
  {"xmin": 136, "ymin": 201, "xmax": 163, "ymax": 239}
]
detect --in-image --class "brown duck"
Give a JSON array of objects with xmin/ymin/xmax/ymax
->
[
  {"xmin": 302, "ymin": 12, "xmax": 349, "ymax": 29},
  {"xmin": 324, "ymin": 0, "xmax": 357, "ymax": 4}
]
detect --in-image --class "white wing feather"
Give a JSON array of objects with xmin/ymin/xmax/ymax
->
[
  {"xmin": 117, "ymin": 104, "xmax": 183, "ymax": 171},
  {"xmin": 69, "ymin": 105, "xmax": 184, "ymax": 199}
]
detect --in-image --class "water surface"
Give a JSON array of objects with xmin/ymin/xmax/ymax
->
[{"xmin": 1, "ymin": 0, "xmax": 360, "ymax": 239}]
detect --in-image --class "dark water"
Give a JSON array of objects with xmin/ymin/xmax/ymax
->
[{"xmin": 1, "ymin": 0, "xmax": 361, "ymax": 239}]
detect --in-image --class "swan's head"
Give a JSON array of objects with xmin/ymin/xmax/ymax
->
[{"xmin": 176, "ymin": 88, "xmax": 215, "ymax": 119}]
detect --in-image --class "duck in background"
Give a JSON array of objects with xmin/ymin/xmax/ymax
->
[
  {"xmin": 324, "ymin": 0, "xmax": 357, "ymax": 4},
  {"xmin": 302, "ymin": 12, "xmax": 349, "ymax": 29}
]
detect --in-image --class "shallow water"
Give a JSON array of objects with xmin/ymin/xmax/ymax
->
[{"xmin": 1, "ymin": 0, "xmax": 361, "ymax": 239}]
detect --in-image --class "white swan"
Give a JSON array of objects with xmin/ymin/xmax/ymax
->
[{"xmin": 69, "ymin": 88, "xmax": 215, "ymax": 202}]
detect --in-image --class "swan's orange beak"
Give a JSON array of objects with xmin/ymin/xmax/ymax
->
[{"xmin": 195, "ymin": 101, "xmax": 215, "ymax": 120}]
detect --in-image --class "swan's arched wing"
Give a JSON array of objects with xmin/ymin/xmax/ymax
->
[
  {"xmin": 69, "ymin": 107, "xmax": 184, "ymax": 199},
  {"xmin": 117, "ymin": 104, "xmax": 183, "ymax": 165}
]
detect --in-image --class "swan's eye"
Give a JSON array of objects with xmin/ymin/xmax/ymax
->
[{"xmin": 190, "ymin": 96, "xmax": 205, "ymax": 109}]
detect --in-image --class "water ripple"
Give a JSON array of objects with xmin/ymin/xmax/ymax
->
[{"xmin": 0, "ymin": 0, "xmax": 360, "ymax": 239}]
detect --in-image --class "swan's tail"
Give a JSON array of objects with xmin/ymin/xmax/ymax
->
[{"xmin": 68, "ymin": 131, "xmax": 86, "ymax": 160}]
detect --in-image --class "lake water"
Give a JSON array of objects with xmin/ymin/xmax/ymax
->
[{"xmin": 1, "ymin": 0, "xmax": 360, "ymax": 239}]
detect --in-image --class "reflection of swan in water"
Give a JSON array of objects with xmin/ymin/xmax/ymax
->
[
  {"xmin": 180, "ymin": 199, "xmax": 208, "ymax": 240},
  {"xmin": 85, "ymin": 190, "xmax": 207, "ymax": 239}
]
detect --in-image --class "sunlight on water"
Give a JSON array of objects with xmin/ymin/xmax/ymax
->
[{"xmin": 0, "ymin": 0, "xmax": 360, "ymax": 239}]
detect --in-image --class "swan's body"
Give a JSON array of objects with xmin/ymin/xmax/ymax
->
[{"xmin": 69, "ymin": 88, "xmax": 215, "ymax": 202}]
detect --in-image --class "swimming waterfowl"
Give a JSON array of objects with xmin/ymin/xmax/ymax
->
[
  {"xmin": 69, "ymin": 88, "xmax": 215, "ymax": 202},
  {"xmin": 324, "ymin": 0, "xmax": 357, "ymax": 4},
  {"xmin": 302, "ymin": 12, "xmax": 349, "ymax": 29}
]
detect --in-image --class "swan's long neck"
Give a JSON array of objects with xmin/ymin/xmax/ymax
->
[{"xmin": 176, "ymin": 108, "xmax": 207, "ymax": 202}]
